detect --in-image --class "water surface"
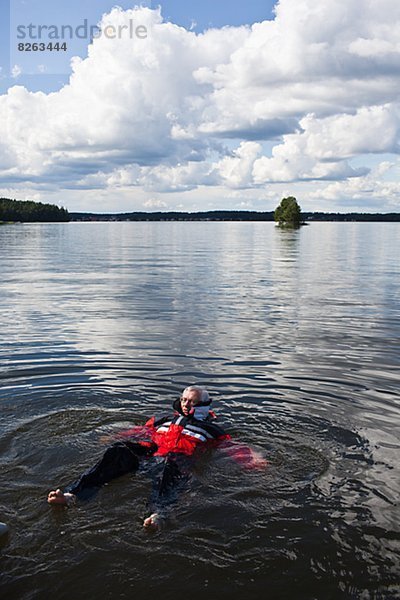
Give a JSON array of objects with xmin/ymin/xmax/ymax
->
[{"xmin": 0, "ymin": 222, "xmax": 399, "ymax": 599}]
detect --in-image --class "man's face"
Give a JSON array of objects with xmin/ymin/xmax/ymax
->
[{"xmin": 181, "ymin": 389, "xmax": 200, "ymax": 415}]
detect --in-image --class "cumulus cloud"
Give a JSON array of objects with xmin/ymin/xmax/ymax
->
[
  {"xmin": 309, "ymin": 160, "xmax": 400, "ymax": 210},
  {"xmin": 216, "ymin": 142, "xmax": 262, "ymax": 188},
  {"xmin": 0, "ymin": 1, "xmax": 400, "ymax": 210}
]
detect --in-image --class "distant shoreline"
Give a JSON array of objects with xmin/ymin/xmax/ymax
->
[
  {"xmin": 69, "ymin": 210, "xmax": 400, "ymax": 222},
  {"xmin": 2, "ymin": 195, "xmax": 400, "ymax": 224}
]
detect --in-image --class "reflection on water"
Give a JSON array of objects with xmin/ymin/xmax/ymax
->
[{"xmin": 0, "ymin": 222, "xmax": 399, "ymax": 599}]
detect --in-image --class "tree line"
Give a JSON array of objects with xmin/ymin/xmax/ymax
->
[
  {"xmin": 0, "ymin": 198, "xmax": 69, "ymax": 222},
  {"xmin": 69, "ymin": 210, "xmax": 276, "ymax": 221},
  {"xmin": 1, "ymin": 197, "xmax": 399, "ymax": 223},
  {"xmin": 70, "ymin": 209, "xmax": 400, "ymax": 222}
]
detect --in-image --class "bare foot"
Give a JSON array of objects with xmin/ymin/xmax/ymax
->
[
  {"xmin": 143, "ymin": 512, "xmax": 162, "ymax": 529},
  {"xmin": 47, "ymin": 489, "xmax": 76, "ymax": 506}
]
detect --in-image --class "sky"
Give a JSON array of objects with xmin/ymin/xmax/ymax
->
[{"xmin": 0, "ymin": 0, "xmax": 400, "ymax": 214}]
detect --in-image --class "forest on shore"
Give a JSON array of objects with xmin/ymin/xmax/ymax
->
[
  {"xmin": 70, "ymin": 210, "xmax": 400, "ymax": 222},
  {"xmin": 0, "ymin": 198, "xmax": 69, "ymax": 222}
]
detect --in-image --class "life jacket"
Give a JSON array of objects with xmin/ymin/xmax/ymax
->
[
  {"xmin": 144, "ymin": 411, "xmax": 230, "ymax": 456},
  {"xmin": 117, "ymin": 402, "xmax": 267, "ymax": 469}
]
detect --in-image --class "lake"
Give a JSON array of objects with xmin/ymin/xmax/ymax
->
[{"xmin": 0, "ymin": 221, "xmax": 399, "ymax": 599}]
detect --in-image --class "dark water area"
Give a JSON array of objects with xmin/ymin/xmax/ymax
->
[{"xmin": 0, "ymin": 221, "xmax": 399, "ymax": 599}]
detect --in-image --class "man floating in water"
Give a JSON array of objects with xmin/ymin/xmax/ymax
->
[{"xmin": 47, "ymin": 385, "xmax": 267, "ymax": 528}]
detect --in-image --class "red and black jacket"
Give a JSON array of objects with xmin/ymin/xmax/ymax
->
[
  {"xmin": 118, "ymin": 401, "xmax": 267, "ymax": 468},
  {"xmin": 118, "ymin": 399, "xmax": 229, "ymax": 457},
  {"xmin": 145, "ymin": 412, "xmax": 230, "ymax": 456}
]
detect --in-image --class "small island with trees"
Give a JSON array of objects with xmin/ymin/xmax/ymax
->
[{"xmin": 274, "ymin": 196, "xmax": 303, "ymax": 228}]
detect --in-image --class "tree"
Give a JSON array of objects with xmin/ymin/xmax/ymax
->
[
  {"xmin": 0, "ymin": 198, "xmax": 70, "ymax": 222},
  {"xmin": 274, "ymin": 196, "xmax": 302, "ymax": 228}
]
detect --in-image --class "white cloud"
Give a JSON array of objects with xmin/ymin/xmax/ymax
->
[
  {"xmin": 139, "ymin": 160, "xmax": 217, "ymax": 192},
  {"xmin": 11, "ymin": 65, "xmax": 22, "ymax": 78},
  {"xmin": 1, "ymin": 1, "xmax": 400, "ymax": 211},
  {"xmin": 309, "ymin": 160, "xmax": 400, "ymax": 210},
  {"xmin": 143, "ymin": 198, "xmax": 168, "ymax": 209},
  {"xmin": 250, "ymin": 106, "xmax": 400, "ymax": 184},
  {"xmin": 216, "ymin": 142, "xmax": 262, "ymax": 188}
]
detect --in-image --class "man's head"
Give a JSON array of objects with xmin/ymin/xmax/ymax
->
[{"xmin": 180, "ymin": 385, "xmax": 210, "ymax": 417}]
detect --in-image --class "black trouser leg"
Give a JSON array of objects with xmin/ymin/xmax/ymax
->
[
  {"xmin": 149, "ymin": 453, "xmax": 192, "ymax": 515},
  {"xmin": 66, "ymin": 441, "xmax": 155, "ymax": 500}
]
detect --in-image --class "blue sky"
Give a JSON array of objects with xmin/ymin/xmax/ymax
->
[
  {"xmin": 1, "ymin": 0, "xmax": 276, "ymax": 93},
  {"xmin": 0, "ymin": 0, "xmax": 399, "ymax": 213}
]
